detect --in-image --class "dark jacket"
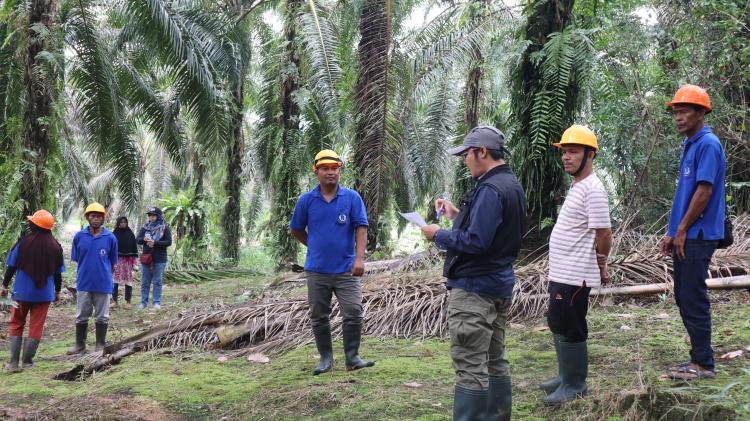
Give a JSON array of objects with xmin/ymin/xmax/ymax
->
[
  {"xmin": 442, "ymin": 164, "xmax": 525, "ymax": 279},
  {"xmin": 136, "ymin": 226, "xmax": 173, "ymax": 264}
]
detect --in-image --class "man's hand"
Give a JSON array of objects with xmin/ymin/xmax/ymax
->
[
  {"xmin": 435, "ymin": 199, "xmax": 459, "ymax": 220},
  {"xmin": 421, "ymin": 224, "xmax": 441, "ymax": 241},
  {"xmin": 0, "ymin": 287, "xmax": 7, "ymax": 298},
  {"xmin": 597, "ymin": 253, "xmax": 611, "ymax": 285},
  {"xmin": 599, "ymin": 264, "xmax": 611, "ymax": 285},
  {"xmin": 673, "ymin": 229, "xmax": 687, "ymax": 261},
  {"xmin": 659, "ymin": 236, "xmax": 674, "ymax": 257},
  {"xmin": 352, "ymin": 257, "xmax": 365, "ymax": 277}
]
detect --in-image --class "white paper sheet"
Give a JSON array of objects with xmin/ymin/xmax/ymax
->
[{"xmin": 399, "ymin": 211, "xmax": 427, "ymax": 227}]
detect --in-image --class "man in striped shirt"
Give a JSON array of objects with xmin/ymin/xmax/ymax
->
[{"xmin": 541, "ymin": 125, "xmax": 612, "ymax": 406}]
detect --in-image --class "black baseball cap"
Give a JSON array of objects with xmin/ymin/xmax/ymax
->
[{"xmin": 448, "ymin": 126, "xmax": 506, "ymax": 156}]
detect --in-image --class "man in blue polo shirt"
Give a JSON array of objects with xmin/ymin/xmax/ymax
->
[
  {"xmin": 290, "ymin": 149, "xmax": 374, "ymax": 375},
  {"xmin": 68, "ymin": 202, "xmax": 118, "ymax": 355},
  {"xmin": 660, "ymin": 85, "xmax": 726, "ymax": 381}
]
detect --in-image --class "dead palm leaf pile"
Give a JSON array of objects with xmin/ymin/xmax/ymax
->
[{"xmin": 59, "ymin": 216, "xmax": 750, "ymax": 378}]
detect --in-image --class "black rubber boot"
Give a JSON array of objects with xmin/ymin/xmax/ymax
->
[
  {"xmin": 312, "ymin": 325, "xmax": 334, "ymax": 375},
  {"xmin": 342, "ymin": 323, "xmax": 374, "ymax": 371},
  {"xmin": 67, "ymin": 323, "xmax": 87, "ymax": 355},
  {"xmin": 95, "ymin": 323, "xmax": 108, "ymax": 352},
  {"xmin": 540, "ymin": 333, "xmax": 563, "ymax": 394},
  {"xmin": 544, "ymin": 340, "xmax": 588, "ymax": 406},
  {"xmin": 487, "ymin": 376, "xmax": 512, "ymax": 420},
  {"xmin": 4, "ymin": 336, "xmax": 22, "ymax": 372},
  {"xmin": 21, "ymin": 338, "xmax": 40, "ymax": 369},
  {"xmin": 453, "ymin": 385, "xmax": 488, "ymax": 421}
]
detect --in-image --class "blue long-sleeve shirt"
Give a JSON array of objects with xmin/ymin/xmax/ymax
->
[{"xmin": 435, "ymin": 184, "xmax": 515, "ymax": 299}]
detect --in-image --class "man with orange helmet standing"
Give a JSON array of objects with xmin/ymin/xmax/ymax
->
[
  {"xmin": 661, "ymin": 85, "xmax": 726, "ymax": 381},
  {"xmin": 69, "ymin": 203, "xmax": 118, "ymax": 355},
  {"xmin": 290, "ymin": 150, "xmax": 374, "ymax": 375},
  {"xmin": 541, "ymin": 125, "xmax": 612, "ymax": 405},
  {"xmin": 2, "ymin": 210, "xmax": 65, "ymax": 372}
]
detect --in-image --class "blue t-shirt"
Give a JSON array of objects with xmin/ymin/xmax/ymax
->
[
  {"xmin": 6, "ymin": 244, "xmax": 65, "ymax": 302},
  {"xmin": 71, "ymin": 227, "xmax": 118, "ymax": 293},
  {"xmin": 289, "ymin": 185, "xmax": 368, "ymax": 274},
  {"xmin": 668, "ymin": 126, "xmax": 726, "ymax": 240},
  {"xmin": 435, "ymin": 184, "xmax": 516, "ymax": 299}
]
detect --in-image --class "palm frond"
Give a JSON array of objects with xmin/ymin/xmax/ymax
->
[
  {"xmin": 298, "ymin": 0, "xmax": 342, "ymax": 122},
  {"xmin": 115, "ymin": 60, "xmax": 187, "ymax": 166},
  {"xmin": 116, "ymin": 0, "xmax": 231, "ymax": 154},
  {"xmin": 61, "ymin": 0, "xmax": 142, "ymax": 209}
]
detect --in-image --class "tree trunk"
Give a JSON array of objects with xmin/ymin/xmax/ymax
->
[
  {"xmin": 190, "ymin": 154, "xmax": 206, "ymax": 248},
  {"xmin": 511, "ymin": 0, "xmax": 575, "ymax": 246},
  {"xmin": 354, "ymin": 0, "xmax": 392, "ymax": 251},
  {"xmin": 19, "ymin": 0, "xmax": 59, "ymax": 215},
  {"xmin": 271, "ymin": 0, "xmax": 303, "ymax": 269},
  {"xmin": 452, "ymin": 43, "xmax": 484, "ymax": 203},
  {"xmin": 221, "ymin": 75, "xmax": 245, "ymax": 265}
]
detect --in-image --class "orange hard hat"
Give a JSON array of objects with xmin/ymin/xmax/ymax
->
[
  {"xmin": 666, "ymin": 84, "xmax": 711, "ymax": 113},
  {"xmin": 26, "ymin": 209, "xmax": 55, "ymax": 230}
]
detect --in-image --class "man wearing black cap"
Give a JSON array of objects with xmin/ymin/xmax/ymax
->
[{"xmin": 422, "ymin": 126, "xmax": 525, "ymax": 421}]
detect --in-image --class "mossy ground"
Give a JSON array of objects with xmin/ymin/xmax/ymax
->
[{"xmin": 1, "ymin": 271, "xmax": 748, "ymax": 420}]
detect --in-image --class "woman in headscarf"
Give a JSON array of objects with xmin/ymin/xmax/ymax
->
[
  {"xmin": 1, "ymin": 210, "xmax": 65, "ymax": 372},
  {"xmin": 112, "ymin": 216, "xmax": 138, "ymax": 309},
  {"xmin": 135, "ymin": 206, "xmax": 172, "ymax": 310}
]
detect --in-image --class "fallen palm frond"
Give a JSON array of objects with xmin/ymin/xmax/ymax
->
[
  {"xmin": 163, "ymin": 268, "xmax": 263, "ymax": 284},
  {"xmin": 57, "ymin": 215, "xmax": 750, "ymax": 379}
]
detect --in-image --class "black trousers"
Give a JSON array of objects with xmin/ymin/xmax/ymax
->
[
  {"xmin": 112, "ymin": 284, "xmax": 133, "ymax": 303},
  {"xmin": 547, "ymin": 281, "xmax": 591, "ymax": 343}
]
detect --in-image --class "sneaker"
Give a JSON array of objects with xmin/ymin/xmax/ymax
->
[
  {"xmin": 139, "ymin": 303, "xmax": 147, "ymax": 310},
  {"xmin": 124, "ymin": 303, "xmax": 133, "ymax": 310},
  {"xmin": 153, "ymin": 303, "xmax": 161, "ymax": 310}
]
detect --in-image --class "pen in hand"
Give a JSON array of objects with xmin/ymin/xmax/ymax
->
[{"xmin": 436, "ymin": 192, "xmax": 449, "ymax": 219}]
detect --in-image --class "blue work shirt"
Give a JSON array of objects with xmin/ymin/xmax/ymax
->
[
  {"xmin": 71, "ymin": 227, "xmax": 118, "ymax": 293},
  {"xmin": 289, "ymin": 185, "xmax": 368, "ymax": 274},
  {"xmin": 668, "ymin": 126, "xmax": 726, "ymax": 240},
  {"xmin": 6, "ymin": 244, "xmax": 65, "ymax": 302},
  {"xmin": 435, "ymin": 185, "xmax": 516, "ymax": 299}
]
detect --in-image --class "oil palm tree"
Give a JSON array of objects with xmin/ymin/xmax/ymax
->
[{"xmin": 508, "ymin": 0, "xmax": 594, "ymax": 239}]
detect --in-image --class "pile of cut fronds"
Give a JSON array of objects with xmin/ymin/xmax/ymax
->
[{"xmin": 62, "ymin": 215, "xmax": 750, "ymax": 376}]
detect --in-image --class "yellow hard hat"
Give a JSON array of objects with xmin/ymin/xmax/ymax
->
[
  {"xmin": 313, "ymin": 149, "xmax": 343, "ymax": 170},
  {"xmin": 84, "ymin": 202, "xmax": 106, "ymax": 216},
  {"xmin": 553, "ymin": 124, "xmax": 599, "ymax": 151}
]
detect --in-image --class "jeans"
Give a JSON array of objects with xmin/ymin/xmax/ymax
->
[
  {"xmin": 141, "ymin": 262, "xmax": 166, "ymax": 306},
  {"xmin": 673, "ymin": 239, "xmax": 718, "ymax": 370}
]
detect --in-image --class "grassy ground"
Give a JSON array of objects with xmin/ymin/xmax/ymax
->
[{"xmin": 1, "ymin": 270, "xmax": 749, "ymax": 420}]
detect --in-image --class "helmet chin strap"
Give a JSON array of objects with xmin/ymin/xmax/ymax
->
[{"xmin": 571, "ymin": 147, "xmax": 593, "ymax": 177}]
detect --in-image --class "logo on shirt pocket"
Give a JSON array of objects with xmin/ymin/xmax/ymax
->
[
  {"xmin": 683, "ymin": 160, "xmax": 693, "ymax": 178},
  {"xmin": 100, "ymin": 249, "xmax": 107, "ymax": 257},
  {"xmin": 337, "ymin": 213, "xmax": 347, "ymax": 225}
]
